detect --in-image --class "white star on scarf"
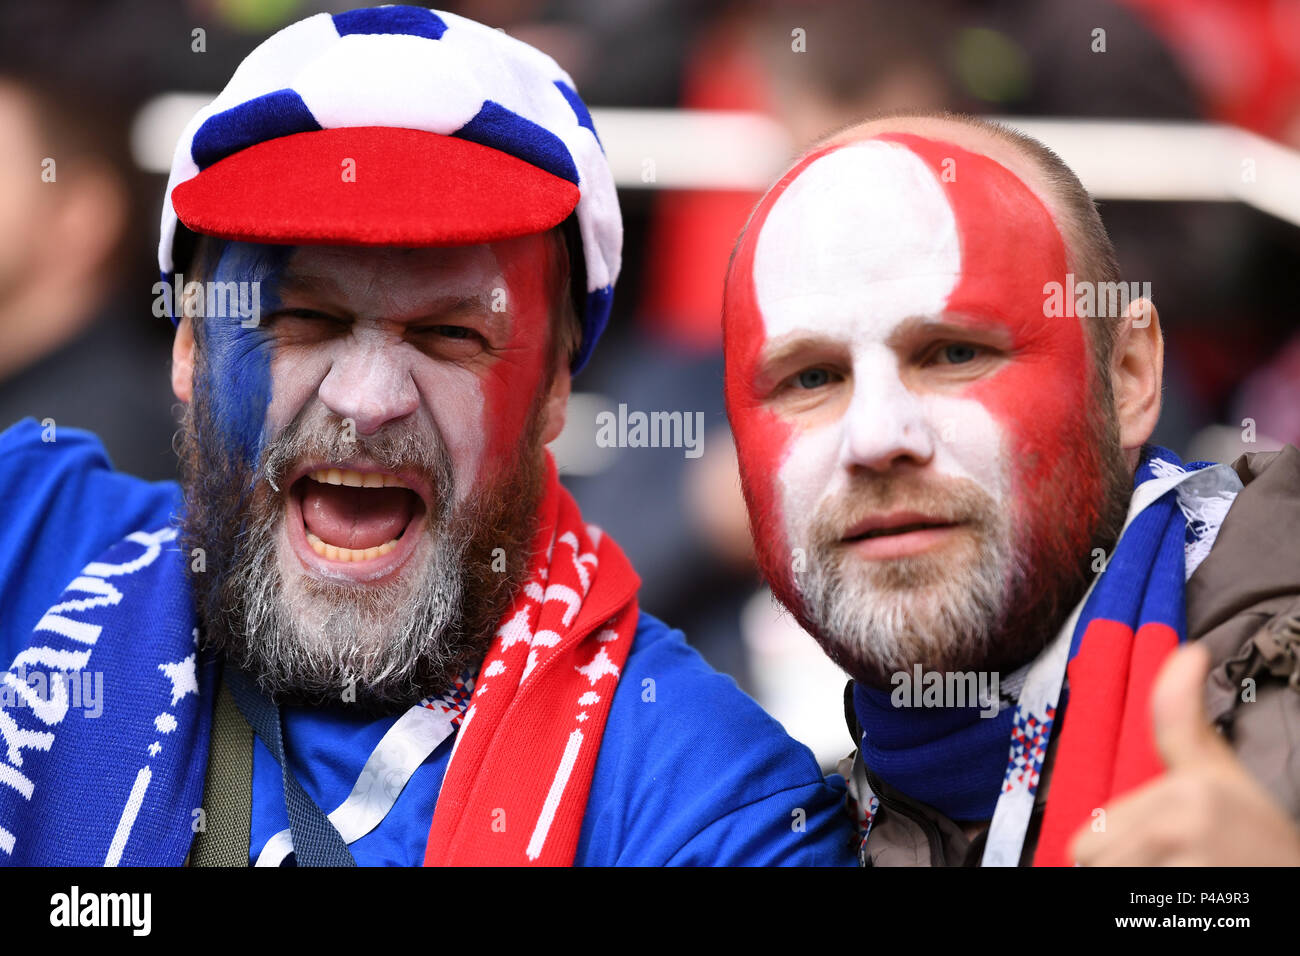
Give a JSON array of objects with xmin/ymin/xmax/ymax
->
[
  {"xmin": 158, "ymin": 654, "xmax": 197, "ymax": 706},
  {"xmin": 575, "ymin": 647, "xmax": 620, "ymax": 686}
]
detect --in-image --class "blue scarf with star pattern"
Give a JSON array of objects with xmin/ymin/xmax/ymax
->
[{"xmin": 0, "ymin": 525, "xmax": 216, "ymax": 865}]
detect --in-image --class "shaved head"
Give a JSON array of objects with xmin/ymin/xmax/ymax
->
[{"xmin": 804, "ymin": 111, "xmax": 1124, "ymax": 373}]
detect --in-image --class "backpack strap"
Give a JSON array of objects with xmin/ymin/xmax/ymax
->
[{"xmin": 189, "ymin": 668, "xmax": 253, "ymax": 867}]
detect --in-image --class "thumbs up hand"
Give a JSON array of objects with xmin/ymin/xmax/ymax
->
[{"xmin": 1069, "ymin": 642, "xmax": 1300, "ymax": 866}]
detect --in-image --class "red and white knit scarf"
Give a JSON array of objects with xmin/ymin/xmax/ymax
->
[{"xmin": 422, "ymin": 454, "xmax": 640, "ymax": 866}]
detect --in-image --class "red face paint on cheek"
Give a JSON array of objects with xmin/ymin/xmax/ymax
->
[
  {"xmin": 877, "ymin": 134, "xmax": 1103, "ymax": 537},
  {"xmin": 476, "ymin": 235, "xmax": 558, "ymax": 481},
  {"xmin": 723, "ymin": 250, "xmax": 791, "ymax": 589},
  {"xmin": 724, "ymin": 146, "xmax": 843, "ymax": 594}
]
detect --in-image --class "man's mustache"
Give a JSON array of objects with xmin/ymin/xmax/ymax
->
[
  {"xmin": 809, "ymin": 475, "xmax": 996, "ymax": 545},
  {"xmin": 257, "ymin": 411, "xmax": 454, "ymax": 519}
]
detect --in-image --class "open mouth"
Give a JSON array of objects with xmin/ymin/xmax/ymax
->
[{"xmin": 288, "ymin": 466, "xmax": 429, "ymax": 567}]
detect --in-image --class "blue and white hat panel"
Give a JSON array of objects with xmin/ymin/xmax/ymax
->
[{"xmin": 159, "ymin": 6, "xmax": 620, "ymax": 367}]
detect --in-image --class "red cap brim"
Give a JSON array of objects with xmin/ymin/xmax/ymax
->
[{"xmin": 171, "ymin": 126, "xmax": 580, "ymax": 248}]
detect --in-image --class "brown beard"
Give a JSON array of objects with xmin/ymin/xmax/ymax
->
[
  {"xmin": 783, "ymin": 389, "xmax": 1133, "ymax": 688},
  {"xmin": 177, "ymin": 354, "xmax": 548, "ymax": 712}
]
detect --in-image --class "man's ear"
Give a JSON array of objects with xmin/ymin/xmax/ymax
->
[
  {"xmin": 1110, "ymin": 297, "xmax": 1163, "ymax": 458},
  {"xmin": 541, "ymin": 359, "xmax": 572, "ymax": 445},
  {"xmin": 171, "ymin": 315, "xmax": 195, "ymax": 404}
]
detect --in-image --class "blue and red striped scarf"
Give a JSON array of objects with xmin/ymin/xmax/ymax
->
[
  {"xmin": 853, "ymin": 446, "xmax": 1239, "ymax": 864},
  {"xmin": 1031, "ymin": 447, "xmax": 1218, "ymax": 864}
]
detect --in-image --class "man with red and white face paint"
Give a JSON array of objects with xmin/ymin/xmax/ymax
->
[{"xmin": 725, "ymin": 112, "xmax": 1300, "ymax": 867}]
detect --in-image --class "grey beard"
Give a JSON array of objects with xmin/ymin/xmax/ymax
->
[
  {"xmin": 220, "ymin": 480, "xmax": 474, "ymax": 709},
  {"xmin": 795, "ymin": 506, "xmax": 1026, "ymax": 687},
  {"xmin": 180, "ymin": 386, "xmax": 542, "ymax": 712},
  {"xmin": 786, "ymin": 416, "xmax": 1131, "ymax": 690}
]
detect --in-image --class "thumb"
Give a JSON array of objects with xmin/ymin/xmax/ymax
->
[{"xmin": 1151, "ymin": 641, "xmax": 1227, "ymax": 769}]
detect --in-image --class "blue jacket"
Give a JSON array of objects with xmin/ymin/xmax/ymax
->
[{"xmin": 0, "ymin": 418, "xmax": 854, "ymax": 865}]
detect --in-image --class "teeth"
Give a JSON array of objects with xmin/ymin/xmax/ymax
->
[
  {"xmin": 308, "ymin": 469, "xmax": 409, "ymax": 490},
  {"xmin": 305, "ymin": 531, "xmax": 399, "ymax": 562}
]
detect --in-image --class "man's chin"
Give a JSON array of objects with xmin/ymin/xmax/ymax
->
[
  {"xmin": 182, "ymin": 508, "xmax": 467, "ymax": 711},
  {"xmin": 807, "ymin": 597, "xmax": 999, "ymax": 688},
  {"xmin": 793, "ymin": 529, "xmax": 1018, "ymax": 686}
]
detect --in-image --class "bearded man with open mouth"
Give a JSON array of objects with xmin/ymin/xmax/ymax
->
[
  {"xmin": 0, "ymin": 6, "xmax": 855, "ymax": 868},
  {"xmin": 176, "ymin": 237, "xmax": 552, "ymax": 713}
]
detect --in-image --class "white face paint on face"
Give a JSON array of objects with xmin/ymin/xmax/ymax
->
[
  {"xmin": 265, "ymin": 245, "xmax": 501, "ymax": 509},
  {"xmin": 752, "ymin": 141, "xmax": 1010, "ymax": 550},
  {"xmin": 260, "ymin": 237, "xmax": 558, "ymax": 590},
  {"xmin": 727, "ymin": 132, "xmax": 1123, "ymax": 684}
]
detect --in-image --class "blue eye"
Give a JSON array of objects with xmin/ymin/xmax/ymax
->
[
  {"xmin": 796, "ymin": 368, "xmax": 831, "ymax": 389},
  {"xmin": 942, "ymin": 344, "xmax": 979, "ymax": 364}
]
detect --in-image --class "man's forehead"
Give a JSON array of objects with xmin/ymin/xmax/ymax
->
[
  {"xmin": 753, "ymin": 140, "xmax": 961, "ymax": 339},
  {"xmin": 746, "ymin": 131, "xmax": 1064, "ymax": 342},
  {"xmin": 282, "ymin": 243, "xmax": 504, "ymax": 293}
]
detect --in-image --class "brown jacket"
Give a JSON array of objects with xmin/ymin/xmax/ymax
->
[{"xmin": 842, "ymin": 445, "xmax": 1300, "ymax": 866}]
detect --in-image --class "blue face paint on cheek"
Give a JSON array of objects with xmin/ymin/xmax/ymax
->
[{"xmin": 195, "ymin": 242, "xmax": 290, "ymax": 468}]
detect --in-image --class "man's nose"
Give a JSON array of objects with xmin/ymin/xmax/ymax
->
[
  {"xmin": 317, "ymin": 339, "xmax": 420, "ymax": 436},
  {"xmin": 838, "ymin": 357, "xmax": 934, "ymax": 473}
]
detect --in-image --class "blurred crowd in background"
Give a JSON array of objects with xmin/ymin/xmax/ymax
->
[{"xmin": 4, "ymin": 0, "xmax": 1298, "ymax": 766}]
